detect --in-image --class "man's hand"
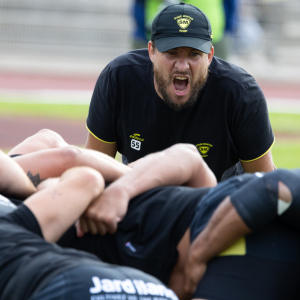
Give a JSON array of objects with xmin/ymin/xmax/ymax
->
[
  {"xmin": 77, "ymin": 185, "xmax": 130, "ymax": 236},
  {"xmin": 76, "ymin": 215, "xmax": 113, "ymax": 236},
  {"xmin": 184, "ymin": 250, "xmax": 207, "ymax": 294}
]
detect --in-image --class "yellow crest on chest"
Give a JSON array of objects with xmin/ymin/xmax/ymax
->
[
  {"xmin": 198, "ymin": 146, "xmax": 210, "ymax": 155},
  {"xmin": 196, "ymin": 143, "xmax": 213, "ymax": 157}
]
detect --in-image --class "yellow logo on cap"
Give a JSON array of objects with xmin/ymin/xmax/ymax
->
[
  {"xmin": 174, "ymin": 15, "xmax": 193, "ymax": 32},
  {"xmin": 177, "ymin": 18, "xmax": 191, "ymax": 29}
]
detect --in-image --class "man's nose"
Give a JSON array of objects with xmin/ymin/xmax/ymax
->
[{"xmin": 174, "ymin": 57, "xmax": 190, "ymax": 71}]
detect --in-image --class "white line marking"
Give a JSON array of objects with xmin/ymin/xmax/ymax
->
[
  {"xmin": 0, "ymin": 89, "xmax": 300, "ymax": 113},
  {"xmin": 0, "ymin": 89, "xmax": 92, "ymax": 105}
]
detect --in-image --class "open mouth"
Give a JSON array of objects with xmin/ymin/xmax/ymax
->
[{"xmin": 173, "ymin": 76, "xmax": 189, "ymax": 95}]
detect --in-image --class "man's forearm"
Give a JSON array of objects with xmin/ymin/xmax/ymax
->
[
  {"xmin": 241, "ymin": 150, "xmax": 276, "ymax": 173},
  {"xmin": 85, "ymin": 132, "xmax": 117, "ymax": 158},
  {"xmin": 189, "ymin": 197, "xmax": 251, "ymax": 264},
  {"xmin": 14, "ymin": 146, "xmax": 130, "ymax": 184},
  {"xmin": 107, "ymin": 144, "xmax": 217, "ymax": 201},
  {"xmin": 25, "ymin": 166, "xmax": 104, "ymax": 243},
  {"xmin": 0, "ymin": 151, "xmax": 36, "ymax": 198},
  {"xmin": 184, "ymin": 196, "xmax": 252, "ymax": 293},
  {"xmin": 84, "ymin": 144, "xmax": 217, "ymax": 235}
]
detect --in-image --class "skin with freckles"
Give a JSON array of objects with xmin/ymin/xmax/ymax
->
[{"xmin": 148, "ymin": 41, "xmax": 214, "ymax": 111}]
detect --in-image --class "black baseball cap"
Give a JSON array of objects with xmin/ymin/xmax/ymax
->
[{"xmin": 151, "ymin": 2, "xmax": 213, "ymax": 54}]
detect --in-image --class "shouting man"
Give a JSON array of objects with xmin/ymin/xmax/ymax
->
[{"xmin": 86, "ymin": 2, "xmax": 275, "ymax": 181}]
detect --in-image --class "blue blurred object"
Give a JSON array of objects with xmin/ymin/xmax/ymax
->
[
  {"xmin": 132, "ymin": 0, "xmax": 148, "ymax": 48},
  {"xmin": 224, "ymin": 0, "xmax": 239, "ymax": 34}
]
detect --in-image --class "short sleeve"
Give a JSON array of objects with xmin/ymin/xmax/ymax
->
[
  {"xmin": 1, "ymin": 204, "xmax": 43, "ymax": 237},
  {"xmin": 86, "ymin": 65, "xmax": 116, "ymax": 143},
  {"xmin": 232, "ymin": 79, "xmax": 274, "ymax": 161}
]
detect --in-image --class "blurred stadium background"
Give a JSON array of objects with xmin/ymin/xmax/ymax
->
[{"xmin": 0, "ymin": 0, "xmax": 300, "ymax": 167}]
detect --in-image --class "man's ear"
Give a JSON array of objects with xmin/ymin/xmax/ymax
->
[
  {"xmin": 208, "ymin": 46, "xmax": 214, "ymax": 64},
  {"xmin": 148, "ymin": 41, "xmax": 155, "ymax": 63}
]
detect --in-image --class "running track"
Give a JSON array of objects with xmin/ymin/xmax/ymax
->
[{"xmin": 1, "ymin": 72, "xmax": 300, "ymax": 149}]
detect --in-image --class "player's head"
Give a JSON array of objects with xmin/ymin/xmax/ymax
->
[{"xmin": 148, "ymin": 2, "xmax": 214, "ymax": 111}]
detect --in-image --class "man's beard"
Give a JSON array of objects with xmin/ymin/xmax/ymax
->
[{"xmin": 153, "ymin": 65, "xmax": 209, "ymax": 112}]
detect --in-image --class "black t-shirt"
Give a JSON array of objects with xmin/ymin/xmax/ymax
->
[
  {"xmin": 59, "ymin": 186, "xmax": 210, "ymax": 284},
  {"xmin": 0, "ymin": 205, "xmax": 132, "ymax": 300},
  {"xmin": 0, "ymin": 204, "xmax": 179, "ymax": 300},
  {"xmin": 87, "ymin": 49, "xmax": 274, "ymax": 181},
  {"xmin": 0, "ymin": 194, "xmax": 17, "ymax": 216}
]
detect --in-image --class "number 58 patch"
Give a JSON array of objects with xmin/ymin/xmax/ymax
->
[{"xmin": 131, "ymin": 139, "xmax": 141, "ymax": 151}]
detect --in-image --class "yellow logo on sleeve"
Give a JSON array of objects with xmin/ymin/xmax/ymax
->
[
  {"xmin": 196, "ymin": 143, "xmax": 213, "ymax": 157},
  {"xmin": 174, "ymin": 15, "xmax": 193, "ymax": 32}
]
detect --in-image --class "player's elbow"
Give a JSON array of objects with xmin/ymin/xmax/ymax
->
[
  {"xmin": 76, "ymin": 167, "xmax": 105, "ymax": 197},
  {"xmin": 167, "ymin": 143, "xmax": 199, "ymax": 158},
  {"xmin": 170, "ymin": 144, "xmax": 204, "ymax": 167},
  {"xmin": 35, "ymin": 129, "xmax": 68, "ymax": 149},
  {"xmin": 169, "ymin": 144, "xmax": 216, "ymax": 188},
  {"xmin": 56, "ymin": 146, "xmax": 82, "ymax": 169}
]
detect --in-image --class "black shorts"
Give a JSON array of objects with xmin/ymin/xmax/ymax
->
[{"xmin": 194, "ymin": 256, "xmax": 300, "ymax": 300}]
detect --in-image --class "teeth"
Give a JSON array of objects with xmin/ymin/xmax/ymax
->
[
  {"xmin": 175, "ymin": 76, "xmax": 188, "ymax": 80},
  {"xmin": 176, "ymin": 87, "xmax": 187, "ymax": 92}
]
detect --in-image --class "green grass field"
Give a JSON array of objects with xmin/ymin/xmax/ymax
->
[
  {"xmin": 1, "ymin": 102, "xmax": 299, "ymax": 168},
  {"xmin": 267, "ymin": 113, "xmax": 300, "ymax": 168},
  {"xmin": 0, "ymin": 102, "xmax": 89, "ymax": 120}
]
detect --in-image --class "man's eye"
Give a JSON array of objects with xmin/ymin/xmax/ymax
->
[
  {"xmin": 191, "ymin": 52, "xmax": 200, "ymax": 57},
  {"xmin": 167, "ymin": 51, "xmax": 176, "ymax": 55}
]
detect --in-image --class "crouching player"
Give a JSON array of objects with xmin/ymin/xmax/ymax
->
[
  {"xmin": 185, "ymin": 170, "xmax": 300, "ymax": 300},
  {"xmin": 0, "ymin": 151, "xmax": 178, "ymax": 300},
  {"xmin": 69, "ymin": 166, "xmax": 300, "ymax": 300}
]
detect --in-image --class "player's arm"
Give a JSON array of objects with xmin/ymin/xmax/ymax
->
[
  {"xmin": 85, "ymin": 63, "xmax": 117, "ymax": 158},
  {"xmin": 24, "ymin": 166, "xmax": 104, "ymax": 243},
  {"xmin": 81, "ymin": 144, "xmax": 217, "ymax": 235},
  {"xmin": 13, "ymin": 145, "xmax": 130, "ymax": 186},
  {"xmin": 7, "ymin": 129, "xmax": 69, "ymax": 156},
  {"xmin": 85, "ymin": 132, "xmax": 117, "ymax": 158},
  {"xmin": 240, "ymin": 150, "xmax": 276, "ymax": 173},
  {"xmin": 184, "ymin": 176, "xmax": 292, "ymax": 293},
  {"xmin": 184, "ymin": 196, "xmax": 251, "ymax": 293},
  {"xmin": 233, "ymin": 79, "xmax": 276, "ymax": 174},
  {"xmin": 0, "ymin": 150, "xmax": 36, "ymax": 198},
  {"xmin": 103, "ymin": 143, "xmax": 217, "ymax": 193}
]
